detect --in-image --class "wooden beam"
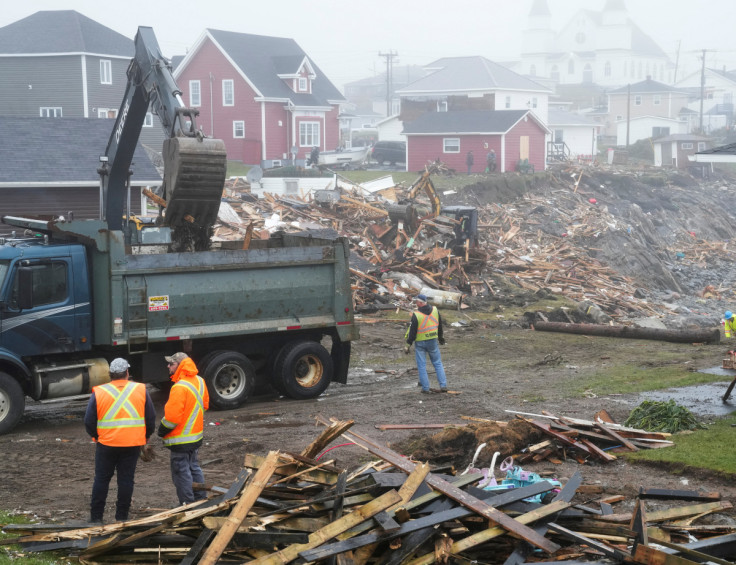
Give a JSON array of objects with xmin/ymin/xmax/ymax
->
[
  {"xmin": 199, "ymin": 450, "xmax": 281, "ymax": 565},
  {"xmin": 302, "ymin": 419, "xmax": 355, "ymax": 459},
  {"xmin": 633, "ymin": 544, "xmax": 700, "ymax": 565}
]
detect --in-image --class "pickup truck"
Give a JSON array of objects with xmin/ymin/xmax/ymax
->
[{"xmin": 0, "ymin": 217, "xmax": 357, "ymax": 434}]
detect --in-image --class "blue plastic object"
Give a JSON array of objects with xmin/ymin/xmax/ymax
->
[{"xmin": 482, "ymin": 459, "xmax": 561, "ymax": 503}]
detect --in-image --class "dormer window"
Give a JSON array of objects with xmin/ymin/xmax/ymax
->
[{"xmin": 298, "ymin": 77, "xmax": 307, "ymax": 91}]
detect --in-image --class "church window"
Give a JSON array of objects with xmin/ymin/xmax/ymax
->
[
  {"xmin": 568, "ymin": 59, "xmax": 575, "ymax": 74},
  {"xmin": 604, "ymin": 61, "xmax": 611, "ymax": 77}
]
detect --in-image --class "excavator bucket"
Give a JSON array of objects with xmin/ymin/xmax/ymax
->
[{"xmin": 162, "ymin": 136, "xmax": 227, "ymax": 230}]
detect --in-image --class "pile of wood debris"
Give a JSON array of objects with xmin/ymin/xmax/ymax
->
[
  {"xmin": 4, "ymin": 418, "xmax": 734, "ymax": 564},
  {"xmin": 210, "ymin": 165, "xmax": 697, "ymax": 319}
]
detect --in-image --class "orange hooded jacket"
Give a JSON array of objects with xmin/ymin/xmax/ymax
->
[{"xmin": 159, "ymin": 357, "xmax": 210, "ymax": 448}]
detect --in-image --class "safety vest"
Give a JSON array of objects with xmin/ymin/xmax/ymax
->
[
  {"xmin": 161, "ymin": 377, "xmax": 206, "ymax": 447},
  {"xmin": 94, "ymin": 380, "xmax": 147, "ymax": 447},
  {"xmin": 415, "ymin": 306, "xmax": 440, "ymax": 341},
  {"xmin": 726, "ymin": 318, "xmax": 736, "ymax": 338}
]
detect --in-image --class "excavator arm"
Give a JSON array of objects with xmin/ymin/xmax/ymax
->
[
  {"xmin": 100, "ymin": 26, "xmax": 226, "ymax": 240},
  {"xmin": 406, "ymin": 169, "xmax": 442, "ymax": 220}
]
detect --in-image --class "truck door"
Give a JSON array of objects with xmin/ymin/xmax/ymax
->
[{"xmin": 0, "ymin": 258, "xmax": 82, "ymax": 356}]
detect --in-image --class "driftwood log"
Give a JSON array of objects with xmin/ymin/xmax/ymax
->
[{"xmin": 533, "ymin": 321, "xmax": 721, "ymax": 344}]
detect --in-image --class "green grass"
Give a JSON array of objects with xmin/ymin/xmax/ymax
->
[
  {"xmin": 567, "ymin": 365, "xmax": 727, "ymax": 396},
  {"xmin": 0, "ymin": 511, "xmax": 69, "ymax": 565},
  {"xmin": 226, "ymin": 160, "xmax": 251, "ymax": 177},
  {"xmin": 625, "ymin": 414, "xmax": 736, "ymax": 475}
]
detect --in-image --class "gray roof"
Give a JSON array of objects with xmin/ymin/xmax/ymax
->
[
  {"xmin": 610, "ymin": 77, "xmax": 684, "ymax": 94},
  {"xmin": 0, "ymin": 118, "xmax": 161, "ymax": 185},
  {"xmin": 206, "ymin": 29, "xmax": 344, "ymax": 105},
  {"xmin": 654, "ymin": 134, "xmax": 711, "ymax": 143},
  {"xmin": 697, "ymin": 142, "xmax": 736, "ymax": 155},
  {"xmin": 398, "ymin": 57, "xmax": 551, "ymax": 94},
  {"xmin": 402, "ymin": 110, "xmax": 545, "ymax": 135},
  {"xmin": 547, "ymin": 109, "xmax": 596, "ymax": 127},
  {"xmin": 0, "ymin": 10, "xmax": 133, "ymax": 56}
]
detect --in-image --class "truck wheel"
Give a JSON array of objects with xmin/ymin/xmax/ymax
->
[
  {"xmin": 201, "ymin": 351, "xmax": 255, "ymax": 410},
  {"xmin": 0, "ymin": 372, "xmax": 25, "ymax": 435},
  {"xmin": 274, "ymin": 341, "xmax": 333, "ymax": 400}
]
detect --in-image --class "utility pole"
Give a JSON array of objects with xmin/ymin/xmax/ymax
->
[
  {"xmin": 699, "ymin": 49, "xmax": 707, "ymax": 134},
  {"xmin": 626, "ymin": 83, "xmax": 630, "ymax": 148},
  {"xmin": 673, "ymin": 40, "xmax": 681, "ymax": 84},
  {"xmin": 378, "ymin": 51, "xmax": 398, "ymax": 116}
]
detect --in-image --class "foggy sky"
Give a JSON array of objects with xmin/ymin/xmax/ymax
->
[{"xmin": 3, "ymin": 0, "xmax": 735, "ymax": 90}]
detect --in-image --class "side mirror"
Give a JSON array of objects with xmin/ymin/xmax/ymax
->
[{"xmin": 17, "ymin": 267, "xmax": 33, "ymax": 310}]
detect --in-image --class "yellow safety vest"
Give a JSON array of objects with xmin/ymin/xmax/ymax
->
[
  {"xmin": 414, "ymin": 307, "xmax": 439, "ymax": 341},
  {"xmin": 726, "ymin": 318, "xmax": 736, "ymax": 338}
]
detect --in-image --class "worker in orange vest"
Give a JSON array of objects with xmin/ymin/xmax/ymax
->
[
  {"xmin": 404, "ymin": 294, "xmax": 449, "ymax": 393},
  {"xmin": 84, "ymin": 358, "xmax": 155, "ymax": 524},
  {"xmin": 158, "ymin": 352, "xmax": 210, "ymax": 505}
]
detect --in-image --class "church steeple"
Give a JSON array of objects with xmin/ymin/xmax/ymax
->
[
  {"xmin": 529, "ymin": 0, "xmax": 551, "ymax": 17},
  {"xmin": 602, "ymin": 0, "xmax": 627, "ymax": 25}
]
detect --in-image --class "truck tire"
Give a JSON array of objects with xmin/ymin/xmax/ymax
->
[
  {"xmin": 274, "ymin": 341, "xmax": 333, "ymax": 400},
  {"xmin": 201, "ymin": 351, "xmax": 255, "ymax": 410},
  {"xmin": 0, "ymin": 372, "xmax": 25, "ymax": 435}
]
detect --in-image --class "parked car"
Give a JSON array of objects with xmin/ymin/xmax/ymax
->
[{"xmin": 371, "ymin": 141, "xmax": 406, "ymax": 165}]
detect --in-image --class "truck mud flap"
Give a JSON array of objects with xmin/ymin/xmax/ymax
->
[{"xmin": 330, "ymin": 339, "xmax": 351, "ymax": 384}]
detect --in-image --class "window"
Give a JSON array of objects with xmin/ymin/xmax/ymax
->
[
  {"xmin": 443, "ymin": 138, "xmax": 460, "ymax": 153},
  {"xmin": 615, "ymin": 115, "xmax": 623, "ymax": 121},
  {"xmin": 144, "ymin": 112, "xmax": 153, "ymax": 127},
  {"xmin": 233, "ymin": 121, "xmax": 245, "ymax": 138},
  {"xmin": 530, "ymin": 64, "xmax": 536, "ymax": 76},
  {"xmin": 97, "ymin": 108, "xmax": 117, "ymax": 118},
  {"xmin": 299, "ymin": 121, "xmax": 320, "ymax": 146},
  {"xmin": 604, "ymin": 61, "xmax": 611, "ymax": 77},
  {"xmin": 298, "ymin": 77, "xmax": 307, "ymax": 91},
  {"xmin": 190, "ymin": 80, "xmax": 201, "ymax": 106},
  {"xmin": 505, "ymin": 96, "xmax": 511, "ymax": 109},
  {"xmin": 40, "ymin": 107, "xmax": 62, "ymax": 117},
  {"xmin": 531, "ymin": 97, "xmax": 538, "ymax": 109},
  {"xmin": 681, "ymin": 142, "xmax": 693, "ymax": 150},
  {"xmin": 100, "ymin": 59, "xmax": 112, "ymax": 84},
  {"xmin": 583, "ymin": 64, "xmax": 592, "ymax": 83},
  {"xmin": 437, "ymin": 100, "xmax": 448, "ymax": 112},
  {"xmin": 222, "ymin": 79, "xmax": 234, "ymax": 106},
  {"xmin": 697, "ymin": 142, "xmax": 706, "ymax": 151},
  {"xmin": 653, "ymin": 95, "xmax": 661, "ymax": 105},
  {"xmin": 568, "ymin": 59, "xmax": 575, "ymax": 74},
  {"xmin": 10, "ymin": 262, "xmax": 68, "ymax": 309},
  {"xmin": 652, "ymin": 127, "xmax": 669, "ymax": 137},
  {"xmin": 634, "ymin": 95, "xmax": 642, "ymax": 106},
  {"xmin": 551, "ymin": 65, "xmax": 559, "ymax": 82}
]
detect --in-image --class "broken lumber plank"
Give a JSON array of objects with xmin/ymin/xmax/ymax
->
[
  {"xmin": 596, "ymin": 423, "xmax": 639, "ymax": 452},
  {"xmin": 302, "ymin": 419, "xmax": 355, "ymax": 459},
  {"xmin": 374, "ymin": 423, "xmax": 457, "ymax": 430},
  {"xmin": 633, "ymin": 544, "xmax": 700, "ymax": 565},
  {"xmin": 247, "ymin": 489, "xmax": 402, "ymax": 565},
  {"xmin": 319, "ymin": 419, "xmax": 559, "ymax": 553},
  {"xmin": 546, "ymin": 523, "xmax": 631, "ymax": 561},
  {"xmin": 598, "ymin": 501, "xmax": 733, "ymax": 523},
  {"xmin": 199, "ymin": 450, "xmax": 281, "ymax": 565},
  {"xmin": 533, "ymin": 321, "xmax": 720, "ymax": 344},
  {"xmin": 647, "ymin": 537, "xmax": 736, "ymax": 565},
  {"xmin": 638, "ymin": 488, "xmax": 720, "ymax": 501}
]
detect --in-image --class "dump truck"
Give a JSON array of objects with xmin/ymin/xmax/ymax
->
[{"xmin": 0, "ymin": 27, "xmax": 357, "ymax": 434}]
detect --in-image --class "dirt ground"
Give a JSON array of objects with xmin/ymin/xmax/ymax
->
[{"xmin": 2, "ymin": 320, "xmax": 736, "ymax": 525}]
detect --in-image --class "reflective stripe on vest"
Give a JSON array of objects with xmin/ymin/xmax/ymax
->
[
  {"xmin": 97, "ymin": 382, "xmax": 145, "ymax": 429},
  {"xmin": 162, "ymin": 379, "xmax": 205, "ymax": 447},
  {"xmin": 727, "ymin": 319, "xmax": 735, "ymax": 338},
  {"xmin": 415, "ymin": 307, "xmax": 439, "ymax": 341}
]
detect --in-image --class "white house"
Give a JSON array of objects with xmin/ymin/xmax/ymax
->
[
  {"xmin": 375, "ymin": 115, "xmax": 404, "ymax": 142},
  {"xmin": 547, "ymin": 108, "xmax": 598, "ymax": 161},
  {"xmin": 615, "ymin": 115, "xmax": 688, "ymax": 146}
]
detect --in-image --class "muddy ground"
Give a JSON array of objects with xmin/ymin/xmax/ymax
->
[{"xmin": 2, "ymin": 320, "xmax": 736, "ymax": 524}]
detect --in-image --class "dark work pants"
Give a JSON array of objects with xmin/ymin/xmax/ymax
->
[
  {"xmin": 170, "ymin": 448, "xmax": 206, "ymax": 505},
  {"xmin": 90, "ymin": 443, "xmax": 140, "ymax": 522}
]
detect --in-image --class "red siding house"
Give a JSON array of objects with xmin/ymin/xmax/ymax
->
[
  {"xmin": 173, "ymin": 29, "xmax": 345, "ymax": 167},
  {"xmin": 402, "ymin": 110, "xmax": 549, "ymax": 173}
]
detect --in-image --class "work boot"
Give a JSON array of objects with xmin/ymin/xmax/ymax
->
[
  {"xmin": 420, "ymin": 389, "xmax": 431, "ymax": 394},
  {"xmin": 440, "ymin": 387, "xmax": 448, "ymax": 392}
]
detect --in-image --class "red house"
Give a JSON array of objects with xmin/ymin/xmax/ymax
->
[
  {"xmin": 173, "ymin": 29, "xmax": 345, "ymax": 167},
  {"xmin": 402, "ymin": 110, "xmax": 549, "ymax": 173}
]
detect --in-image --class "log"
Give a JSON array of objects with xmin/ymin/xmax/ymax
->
[{"xmin": 533, "ymin": 321, "xmax": 720, "ymax": 344}]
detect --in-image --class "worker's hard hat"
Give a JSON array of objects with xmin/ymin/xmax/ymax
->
[{"xmin": 726, "ymin": 311, "xmax": 733, "ymax": 320}]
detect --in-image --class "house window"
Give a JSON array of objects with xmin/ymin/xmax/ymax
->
[
  {"xmin": 144, "ymin": 112, "xmax": 153, "ymax": 127},
  {"xmin": 634, "ymin": 95, "xmax": 642, "ymax": 106},
  {"xmin": 437, "ymin": 100, "xmax": 448, "ymax": 112},
  {"xmin": 615, "ymin": 115, "xmax": 623, "ymax": 121},
  {"xmin": 653, "ymin": 95, "xmax": 661, "ymax": 105},
  {"xmin": 697, "ymin": 142, "xmax": 706, "ymax": 151},
  {"xmin": 568, "ymin": 59, "xmax": 575, "ymax": 74},
  {"xmin": 681, "ymin": 142, "xmax": 693, "ymax": 149},
  {"xmin": 604, "ymin": 61, "xmax": 611, "ymax": 77},
  {"xmin": 40, "ymin": 107, "xmax": 63, "ymax": 117},
  {"xmin": 100, "ymin": 59, "xmax": 112, "ymax": 84},
  {"xmin": 637, "ymin": 61, "xmax": 643, "ymax": 79},
  {"xmin": 298, "ymin": 77, "xmax": 307, "ymax": 91},
  {"xmin": 530, "ymin": 64, "xmax": 536, "ymax": 76},
  {"xmin": 233, "ymin": 121, "xmax": 245, "ymax": 138},
  {"xmin": 299, "ymin": 121, "xmax": 320, "ymax": 146},
  {"xmin": 443, "ymin": 138, "xmax": 460, "ymax": 153},
  {"xmin": 222, "ymin": 79, "xmax": 234, "ymax": 106},
  {"xmin": 505, "ymin": 96, "xmax": 511, "ymax": 109},
  {"xmin": 551, "ymin": 65, "xmax": 559, "ymax": 82},
  {"xmin": 531, "ymin": 97, "xmax": 538, "ymax": 109},
  {"xmin": 652, "ymin": 127, "xmax": 669, "ymax": 137},
  {"xmin": 97, "ymin": 108, "xmax": 117, "ymax": 118},
  {"xmin": 190, "ymin": 80, "xmax": 201, "ymax": 106}
]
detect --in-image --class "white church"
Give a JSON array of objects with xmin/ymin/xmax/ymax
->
[{"xmin": 519, "ymin": 0, "xmax": 674, "ymax": 87}]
